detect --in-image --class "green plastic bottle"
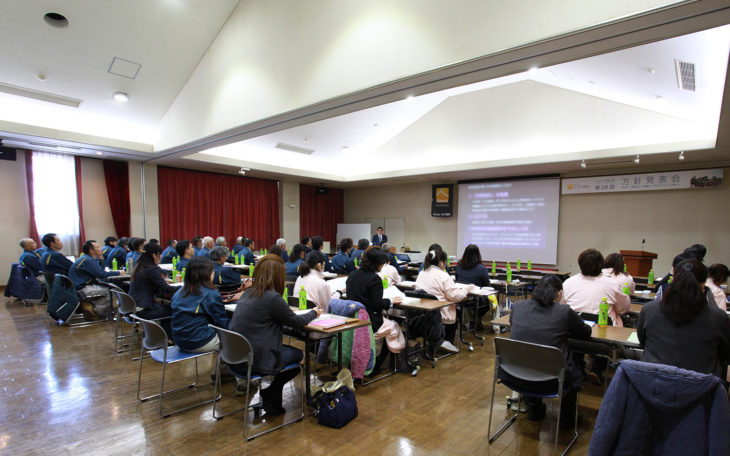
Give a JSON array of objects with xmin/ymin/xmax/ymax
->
[
  {"xmin": 264, "ymin": 248, "xmax": 268, "ymax": 255},
  {"xmin": 491, "ymin": 261, "xmax": 496, "ymax": 275},
  {"xmin": 181, "ymin": 268, "xmax": 186, "ymax": 282},
  {"xmin": 298, "ymin": 286, "xmax": 307, "ymax": 310},
  {"xmin": 382, "ymin": 277, "xmax": 388, "ymax": 289},
  {"xmin": 112, "ymin": 258, "xmax": 118, "ymax": 271},
  {"xmin": 446, "ymin": 257, "xmax": 451, "ymax": 267},
  {"xmin": 516, "ymin": 259, "xmax": 521, "ymax": 271},
  {"xmin": 598, "ymin": 297, "xmax": 609, "ymax": 328},
  {"xmin": 250, "ymin": 264, "xmax": 255, "ymax": 277},
  {"xmin": 354, "ymin": 258, "xmax": 359, "ymax": 268},
  {"xmin": 668, "ymin": 275, "xmax": 673, "ymax": 284},
  {"xmin": 126, "ymin": 258, "xmax": 132, "ymax": 272},
  {"xmin": 506, "ymin": 266, "xmax": 512, "ymax": 283},
  {"xmin": 282, "ymin": 288, "xmax": 287, "ymax": 302},
  {"xmin": 648, "ymin": 269, "xmax": 654, "ymax": 286},
  {"xmin": 624, "ymin": 263, "xmax": 628, "ymax": 273},
  {"xmin": 527, "ymin": 260, "xmax": 532, "ymax": 271},
  {"xmin": 234, "ymin": 254, "xmax": 239, "ymax": 265},
  {"xmin": 172, "ymin": 269, "xmax": 177, "ymax": 282},
  {"xmin": 622, "ymin": 282, "xmax": 630, "ymax": 296}
]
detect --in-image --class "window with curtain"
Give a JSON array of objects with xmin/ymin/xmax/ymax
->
[{"xmin": 32, "ymin": 151, "xmax": 80, "ymax": 255}]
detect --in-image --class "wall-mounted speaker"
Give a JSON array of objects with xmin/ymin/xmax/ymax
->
[
  {"xmin": 316, "ymin": 187, "xmax": 329, "ymax": 195},
  {"xmin": 0, "ymin": 146, "xmax": 17, "ymax": 161}
]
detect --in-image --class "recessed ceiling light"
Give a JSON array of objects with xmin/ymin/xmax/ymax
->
[
  {"xmin": 43, "ymin": 12, "xmax": 69, "ymax": 28},
  {"xmin": 95, "ymin": 151, "xmax": 103, "ymax": 156},
  {"xmin": 405, "ymin": 95, "xmax": 414, "ymax": 101},
  {"xmin": 528, "ymin": 67, "xmax": 539, "ymax": 75},
  {"xmin": 113, "ymin": 91, "xmax": 128, "ymax": 102},
  {"xmin": 37, "ymin": 74, "xmax": 46, "ymax": 81},
  {"xmin": 648, "ymin": 68, "xmax": 656, "ymax": 74}
]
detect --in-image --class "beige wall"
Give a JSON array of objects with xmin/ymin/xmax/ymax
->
[
  {"xmin": 0, "ymin": 151, "xmax": 31, "ymax": 281},
  {"xmin": 80, "ymin": 158, "xmax": 116, "ymax": 243},
  {"xmin": 344, "ymin": 168, "xmax": 730, "ymax": 275},
  {"xmin": 280, "ymin": 181, "xmax": 300, "ymax": 247}
]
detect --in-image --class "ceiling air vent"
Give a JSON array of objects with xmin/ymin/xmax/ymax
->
[
  {"xmin": 674, "ymin": 60, "xmax": 695, "ymax": 92},
  {"xmin": 275, "ymin": 142, "xmax": 315, "ymax": 155}
]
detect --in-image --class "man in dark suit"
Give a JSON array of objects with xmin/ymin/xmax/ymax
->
[{"xmin": 372, "ymin": 227, "xmax": 387, "ymax": 246}]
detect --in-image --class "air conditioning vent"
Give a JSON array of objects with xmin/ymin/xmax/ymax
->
[
  {"xmin": 275, "ymin": 142, "xmax": 315, "ymax": 155},
  {"xmin": 675, "ymin": 60, "xmax": 695, "ymax": 92}
]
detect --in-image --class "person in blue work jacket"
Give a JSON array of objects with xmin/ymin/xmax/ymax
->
[
  {"xmin": 40, "ymin": 233, "xmax": 73, "ymax": 276},
  {"xmin": 210, "ymin": 246, "xmax": 246, "ymax": 287},
  {"xmin": 351, "ymin": 238, "xmax": 369, "ymax": 262},
  {"xmin": 232, "ymin": 236, "xmax": 245, "ymax": 255},
  {"xmin": 382, "ymin": 243, "xmax": 405, "ymax": 274},
  {"xmin": 170, "ymin": 256, "xmax": 241, "ymax": 353},
  {"xmin": 331, "ymin": 237, "xmax": 356, "ymax": 274},
  {"xmin": 105, "ymin": 237, "xmax": 129, "ymax": 269},
  {"xmin": 69, "ymin": 239, "xmax": 121, "ymax": 318},
  {"xmin": 192, "ymin": 236, "xmax": 203, "ymax": 256},
  {"xmin": 19, "ymin": 238, "xmax": 44, "ymax": 280},
  {"xmin": 175, "ymin": 240, "xmax": 195, "ymax": 272},
  {"xmin": 126, "ymin": 238, "xmax": 145, "ymax": 264},
  {"xmin": 160, "ymin": 239, "xmax": 178, "ymax": 264},
  {"xmin": 237, "ymin": 238, "xmax": 256, "ymax": 265},
  {"xmin": 101, "ymin": 236, "xmax": 117, "ymax": 261},
  {"xmin": 197, "ymin": 236, "xmax": 214, "ymax": 258}
]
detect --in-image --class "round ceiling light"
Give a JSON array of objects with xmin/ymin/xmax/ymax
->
[
  {"xmin": 113, "ymin": 92, "xmax": 129, "ymax": 102},
  {"xmin": 43, "ymin": 12, "xmax": 69, "ymax": 28}
]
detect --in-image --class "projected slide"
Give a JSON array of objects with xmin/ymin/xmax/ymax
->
[{"xmin": 456, "ymin": 178, "xmax": 559, "ymax": 264}]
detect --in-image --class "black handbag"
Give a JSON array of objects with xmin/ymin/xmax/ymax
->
[{"xmin": 312, "ymin": 385, "xmax": 358, "ymax": 428}]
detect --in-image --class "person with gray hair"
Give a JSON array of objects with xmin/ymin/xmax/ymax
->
[
  {"xmin": 233, "ymin": 236, "xmax": 245, "ymax": 255},
  {"xmin": 210, "ymin": 246, "xmax": 243, "ymax": 286},
  {"xmin": 215, "ymin": 236, "xmax": 227, "ymax": 246},
  {"xmin": 276, "ymin": 238, "xmax": 289, "ymax": 262},
  {"xmin": 18, "ymin": 237, "xmax": 43, "ymax": 279},
  {"xmin": 197, "ymin": 236, "xmax": 215, "ymax": 258}
]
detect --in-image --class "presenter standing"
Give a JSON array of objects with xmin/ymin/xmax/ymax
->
[{"xmin": 372, "ymin": 227, "xmax": 387, "ymax": 247}]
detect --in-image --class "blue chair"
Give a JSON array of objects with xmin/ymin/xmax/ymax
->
[
  {"xmin": 133, "ymin": 315, "xmax": 218, "ymax": 418},
  {"xmin": 112, "ymin": 290, "xmax": 140, "ymax": 354},
  {"xmin": 209, "ymin": 324, "xmax": 304, "ymax": 440},
  {"xmin": 487, "ymin": 337, "xmax": 579, "ymax": 455}
]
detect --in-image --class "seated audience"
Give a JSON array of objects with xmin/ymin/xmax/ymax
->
[
  {"xmin": 232, "ymin": 236, "xmax": 245, "ymax": 255},
  {"xmin": 301, "ymin": 236, "xmax": 312, "ymax": 254},
  {"xmin": 229, "ymin": 254, "xmax": 320, "ymax": 414},
  {"xmin": 35, "ymin": 235, "xmax": 50, "ymax": 257},
  {"xmin": 331, "ymin": 238, "xmax": 356, "ymax": 274},
  {"xmin": 285, "ymin": 244, "xmax": 306, "ymax": 277},
  {"xmin": 126, "ymin": 238, "xmax": 146, "ymax": 265},
  {"xmin": 237, "ymin": 238, "xmax": 255, "ymax": 265},
  {"xmin": 171, "ymin": 256, "xmax": 237, "ymax": 353},
  {"xmin": 311, "ymin": 236, "xmax": 332, "ymax": 272},
  {"xmin": 129, "ymin": 242, "xmax": 177, "ymax": 335},
  {"xmin": 638, "ymin": 258, "xmax": 730, "ymax": 378},
  {"xmin": 562, "ymin": 248, "xmax": 630, "ymax": 327},
  {"xmin": 101, "ymin": 236, "xmax": 117, "ymax": 261},
  {"xmin": 346, "ymin": 247, "xmax": 401, "ymax": 374},
  {"xmin": 378, "ymin": 246, "xmax": 402, "ymax": 286},
  {"xmin": 69, "ymin": 240, "xmax": 121, "ymax": 318},
  {"xmin": 294, "ymin": 252, "xmax": 343, "ymax": 311},
  {"xmin": 602, "ymin": 252, "xmax": 635, "ymax": 295},
  {"xmin": 160, "ymin": 239, "xmax": 178, "ymax": 264},
  {"xmin": 509, "ymin": 275, "xmax": 591, "ymax": 426},
  {"xmin": 455, "ymin": 243, "xmax": 491, "ymax": 329},
  {"xmin": 416, "ymin": 248, "xmax": 473, "ymax": 353},
  {"xmin": 40, "ymin": 233, "xmax": 73, "ymax": 276},
  {"xmin": 18, "ymin": 238, "xmax": 43, "ymax": 279},
  {"xmin": 351, "ymin": 238, "xmax": 369, "ymax": 262},
  {"xmin": 175, "ymin": 240, "xmax": 195, "ymax": 272},
  {"xmin": 192, "ymin": 236, "xmax": 203, "ymax": 256},
  {"xmin": 381, "ymin": 243, "xmax": 404, "ymax": 274},
  {"xmin": 197, "ymin": 236, "xmax": 214, "ymax": 258},
  {"xmin": 210, "ymin": 246, "xmax": 242, "ymax": 287},
  {"xmin": 276, "ymin": 238, "xmax": 289, "ymax": 262},
  {"xmin": 683, "ymin": 243, "xmax": 707, "ymax": 262},
  {"xmin": 215, "ymin": 236, "xmax": 226, "ymax": 247},
  {"xmin": 105, "ymin": 237, "xmax": 129, "ymax": 269},
  {"xmin": 706, "ymin": 264, "xmax": 729, "ymax": 311},
  {"xmin": 268, "ymin": 245, "xmax": 283, "ymax": 257},
  {"xmin": 655, "ymin": 253, "xmax": 689, "ymax": 299}
]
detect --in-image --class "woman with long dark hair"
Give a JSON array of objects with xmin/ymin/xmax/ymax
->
[
  {"xmin": 285, "ymin": 244, "xmax": 306, "ymax": 277},
  {"xmin": 229, "ymin": 255, "xmax": 320, "ymax": 415},
  {"xmin": 455, "ymin": 244, "xmax": 491, "ymax": 330},
  {"xmin": 293, "ymin": 252, "xmax": 341, "ymax": 311},
  {"xmin": 170, "ymin": 257, "xmax": 238, "ymax": 353},
  {"xmin": 602, "ymin": 252, "xmax": 635, "ymax": 295},
  {"xmin": 129, "ymin": 242, "xmax": 178, "ymax": 335},
  {"xmin": 638, "ymin": 258, "xmax": 730, "ymax": 378},
  {"xmin": 509, "ymin": 275, "xmax": 591, "ymax": 425}
]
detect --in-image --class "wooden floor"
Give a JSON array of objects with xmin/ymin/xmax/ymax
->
[{"xmin": 0, "ymin": 295, "xmax": 605, "ymax": 455}]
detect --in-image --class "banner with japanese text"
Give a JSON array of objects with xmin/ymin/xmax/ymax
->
[{"xmin": 561, "ymin": 169, "xmax": 723, "ymax": 194}]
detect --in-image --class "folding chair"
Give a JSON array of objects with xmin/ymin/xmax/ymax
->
[
  {"xmin": 209, "ymin": 324, "xmax": 304, "ymax": 440},
  {"xmin": 488, "ymin": 337, "xmax": 579, "ymax": 456},
  {"xmin": 133, "ymin": 315, "xmax": 218, "ymax": 417},
  {"xmin": 112, "ymin": 290, "xmax": 141, "ymax": 353}
]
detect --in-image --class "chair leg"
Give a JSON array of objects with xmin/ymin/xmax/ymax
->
[
  {"xmin": 136, "ymin": 344, "xmax": 145, "ymax": 401},
  {"xmin": 159, "ymin": 357, "xmax": 167, "ymax": 417},
  {"xmin": 245, "ymin": 366, "xmax": 306, "ymax": 441},
  {"xmin": 488, "ymin": 376, "xmax": 519, "ymax": 444}
]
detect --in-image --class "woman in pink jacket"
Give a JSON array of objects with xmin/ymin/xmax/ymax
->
[{"xmin": 415, "ymin": 248, "xmax": 474, "ymax": 353}]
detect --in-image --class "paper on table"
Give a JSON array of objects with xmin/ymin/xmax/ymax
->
[
  {"xmin": 397, "ymin": 280, "xmax": 416, "ymax": 288},
  {"xmin": 383, "ymin": 286, "xmax": 406, "ymax": 300},
  {"xmin": 158, "ymin": 263, "xmax": 173, "ymax": 271},
  {"xmin": 322, "ymin": 271, "xmax": 337, "ymax": 279},
  {"xmin": 224, "ymin": 304, "xmax": 236, "ymax": 312},
  {"xmin": 327, "ymin": 277, "xmax": 348, "ymax": 294},
  {"xmin": 400, "ymin": 296, "xmax": 420, "ymax": 305},
  {"xmin": 627, "ymin": 332, "xmax": 640, "ymax": 344},
  {"xmin": 294, "ymin": 309, "xmax": 312, "ymax": 315}
]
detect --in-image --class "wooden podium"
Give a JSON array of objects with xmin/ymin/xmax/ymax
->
[{"xmin": 620, "ymin": 250, "xmax": 658, "ymax": 277}]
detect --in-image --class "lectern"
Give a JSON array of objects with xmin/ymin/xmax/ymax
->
[{"xmin": 620, "ymin": 250, "xmax": 658, "ymax": 277}]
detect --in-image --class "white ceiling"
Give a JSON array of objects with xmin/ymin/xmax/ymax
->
[
  {"xmin": 192, "ymin": 25, "xmax": 730, "ymax": 181},
  {"xmin": 0, "ymin": 2, "xmax": 728, "ymax": 185}
]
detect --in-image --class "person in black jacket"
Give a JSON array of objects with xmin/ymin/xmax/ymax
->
[
  {"xmin": 346, "ymin": 247, "xmax": 402, "ymax": 375},
  {"xmin": 509, "ymin": 275, "xmax": 592, "ymax": 427},
  {"xmin": 129, "ymin": 242, "xmax": 178, "ymax": 336},
  {"xmin": 455, "ymin": 243, "xmax": 491, "ymax": 330},
  {"xmin": 229, "ymin": 254, "xmax": 320, "ymax": 415}
]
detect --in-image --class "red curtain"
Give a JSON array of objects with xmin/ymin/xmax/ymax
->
[
  {"xmin": 74, "ymin": 156, "xmax": 86, "ymax": 249},
  {"xmin": 103, "ymin": 160, "xmax": 130, "ymax": 238},
  {"xmin": 157, "ymin": 167, "xmax": 280, "ymax": 249},
  {"xmin": 23, "ymin": 150, "xmax": 40, "ymax": 243},
  {"xmin": 299, "ymin": 184, "xmax": 344, "ymax": 244}
]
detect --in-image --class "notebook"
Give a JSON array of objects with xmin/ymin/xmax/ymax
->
[{"xmin": 308, "ymin": 315, "xmax": 347, "ymax": 329}]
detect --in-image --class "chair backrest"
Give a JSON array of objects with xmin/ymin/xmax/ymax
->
[
  {"xmin": 404, "ymin": 289, "xmax": 438, "ymax": 300},
  {"xmin": 56, "ymin": 274, "xmax": 74, "ymax": 291},
  {"xmin": 494, "ymin": 337, "xmax": 566, "ymax": 383},
  {"xmin": 113, "ymin": 291, "xmax": 137, "ymax": 315},
  {"xmin": 208, "ymin": 324, "xmax": 253, "ymax": 366},
  {"xmin": 287, "ymin": 295, "xmax": 317, "ymax": 309},
  {"xmin": 132, "ymin": 315, "xmax": 168, "ymax": 351}
]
